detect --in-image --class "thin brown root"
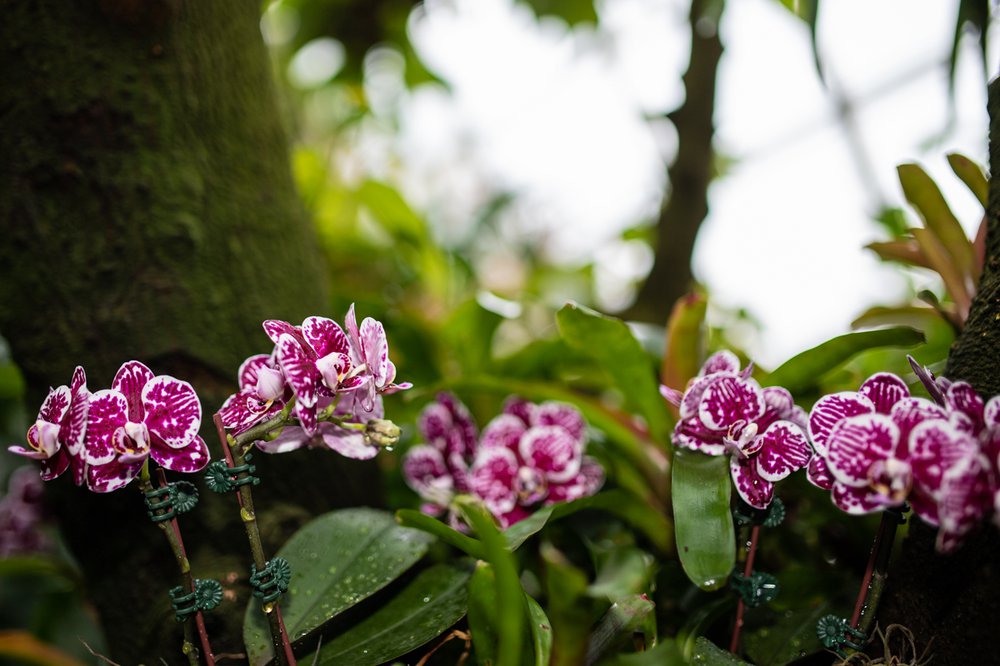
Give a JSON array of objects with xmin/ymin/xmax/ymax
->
[
  {"xmin": 415, "ymin": 629, "xmax": 471, "ymax": 666},
  {"xmin": 79, "ymin": 638, "xmax": 123, "ymax": 666},
  {"xmin": 834, "ymin": 624, "xmax": 933, "ymax": 666}
]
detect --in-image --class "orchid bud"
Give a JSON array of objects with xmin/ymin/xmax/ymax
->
[
  {"xmin": 364, "ymin": 419, "xmax": 401, "ymax": 449},
  {"xmin": 255, "ymin": 367, "xmax": 285, "ymax": 402}
]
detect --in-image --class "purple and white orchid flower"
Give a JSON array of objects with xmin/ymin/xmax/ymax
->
[
  {"xmin": 218, "ymin": 354, "xmax": 287, "ymax": 435},
  {"xmin": 84, "ymin": 361, "xmax": 210, "ymax": 493},
  {"xmin": 664, "ymin": 351, "xmax": 811, "ymax": 509},
  {"xmin": 344, "ymin": 304, "xmax": 412, "ymax": 409},
  {"xmin": 256, "ymin": 392, "xmax": 386, "ymax": 459},
  {"xmin": 9, "ymin": 366, "xmax": 89, "ymax": 485}
]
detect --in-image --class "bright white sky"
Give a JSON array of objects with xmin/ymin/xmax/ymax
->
[{"xmin": 270, "ymin": 0, "xmax": 995, "ymax": 368}]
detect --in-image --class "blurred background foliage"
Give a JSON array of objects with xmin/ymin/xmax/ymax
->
[{"xmin": 0, "ymin": 0, "xmax": 995, "ymax": 663}]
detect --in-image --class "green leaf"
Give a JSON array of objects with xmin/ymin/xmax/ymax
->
[
  {"xmin": 596, "ymin": 638, "xmax": 685, "ymax": 665},
  {"xmin": 661, "ymin": 292, "xmax": 707, "ymax": 397},
  {"xmin": 587, "ymin": 548, "xmax": 656, "ymax": 600},
  {"xmin": 0, "ymin": 362, "xmax": 25, "ymax": 400},
  {"xmin": 743, "ymin": 603, "xmax": 828, "ymax": 666},
  {"xmin": 766, "ymin": 327, "xmax": 925, "ymax": 394},
  {"xmin": 557, "ymin": 303, "xmax": 671, "ymax": 443},
  {"xmin": 525, "ymin": 594, "xmax": 553, "ymax": 666},
  {"xmin": 243, "ymin": 508, "xmax": 433, "ymax": 665},
  {"xmin": 520, "ymin": 0, "xmax": 597, "ymax": 26},
  {"xmin": 693, "ymin": 637, "xmax": 752, "ymax": 665},
  {"xmin": 460, "ymin": 499, "xmax": 526, "ymax": 666},
  {"xmin": 356, "ymin": 179, "xmax": 428, "ymax": 245},
  {"xmin": 946, "ymin": 152, "xmax": 988, "ymax": 208},
  {"xmin": 468, "ymin": 561, "xmax": 500, "ymax": 665},
  {"xmin": 443, "ymin": 298, "xmax": 504, "ymax": 374},
  {"xmin": 897, "ymin": 163, "xmax": 976, "ymax": 278},
  {"xmin": 541, "ymin": 542, "xmax": 596, "ymax": 666},
  {"xmin": 672, "ymin": 449, "xmax": 734, "ymax": 591},
  {"xmin": 314, "ymin": 562, "xmax": 472, "ymax": 665},
  {"xmin": 396, "ymin": 509, "xmax": 486, "ymax": 560},
  {"xmin": 585, "ymin": 595, "xmax": 656, "ymax": 665}
]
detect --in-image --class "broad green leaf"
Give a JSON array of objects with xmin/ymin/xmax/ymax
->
[
  {"xmin": 946, "ymin": 152, "xmax": 988, "ymax": 208},
  {"xmin": 693, "ymin": 637, "xmax": 752, "ymax": 665},
  {"xmin": 243, "ymin": 508, "xmax": 433, "ymax": 665},
  {"xmin": 460, "ymin": 499, "xmax": 526, "ymax": 666},
  {"xmin": 468, "ymin": 562, "xmax": 500, "ymax": 665},
  {"xmin": 557, "ymin": 303, "xmax": 671, "ymax": 443},
  {"xmin": 851, "ymin": 305, "xmax": 946, "ymax": 331},
  {"xmin": 315, "ymin": 562, "xmax": 472, "ymax": 665},
  {"xmin": 743, "ymin": 602, "xmax": 828, "ymax": 666},
  {"xmin": 766, "ymin": 327, "xmax": 925, "ymax": 394},
  {"xmin": 356, "ymin": 179, "xmax": 427, "ymax": 245},
  {"xmin": 661, "ymin": 292, "xmax": 707, "ymax": 400},
  {"xmin": 525, "ymin": 594, "xmax": 553, "ymax": 666},
  {"xmin": 396, "ymin": 509, "xmax": 486, "ymax": 559},
  {"xmin": 865, "ymin": 239, "xmax": 931, "ymax": 269},
  {"xmin": 541, "ymin": 542, "xmax": 596, "ymax": 666},
  {"xmin": 585, "ymin": 595, "xmax": 656, "ymax": 665},
  {"xmin": 672, "ymin": 449, "xmax": 734, "ymax": 591},
  {"xmin": 587, "ymin": 548, "xmax": 656, "ymax": 600},
  {"xmin": 897, "ymin": 163, "xmax": 976, "ymax": 278}
]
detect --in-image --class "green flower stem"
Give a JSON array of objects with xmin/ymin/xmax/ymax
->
[
  {"xmin": 213, "ymin": 414, "xmax": 296, "ymax": 666},
  {"xmin": 729, "ymin": 523, "xmax": 760, "ymax": 654},
  {"xmin": 138, "ymin": 463, "xmax": 215, "ymax": 666}
]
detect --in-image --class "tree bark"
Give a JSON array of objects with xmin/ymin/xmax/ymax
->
[
  {"xmin": 626, "ymin": 0, "xmax": 723, "ymax": 324},
  {"xmin": 0, "ymin": 1, "xmax": 381, "ymax": 661},
  {"xmin": 873, "ymin": 78, "xmax": 1000, "ymax": 665}
]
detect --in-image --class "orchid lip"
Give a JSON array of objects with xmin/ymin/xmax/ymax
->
[
  {"xmin": 34, "ymin": 420, "xmax": 60, "ymax": 456},
  {"xmin": 723, "ymin": 420, "xmax": 757, "ymax": 458}
]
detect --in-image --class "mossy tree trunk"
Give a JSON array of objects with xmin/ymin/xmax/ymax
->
[
  {"xmin": 873, "ymin": 79, "xmax": 1000, "ymax": 665},
  {"xmin": 0, "ymin": 1, "xmax": 381, "ymax": 661}
]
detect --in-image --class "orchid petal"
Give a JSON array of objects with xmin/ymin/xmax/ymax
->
[
  {"xmin": 480, "ymin": 413, "xmax": 527, "ymax": 451},
  {"xmin": 730, "ymin": 456, "xmax": 774, "ymax": 509},
  {"xmin": 502, "ymin": 397, "xmax": 536, "ymax": 426},
  {"xmin": 701, "ymin": 350, "xmax": 741, "ymax": 376},
  {"xmin": 808, "ymin": 392, "xmax": 874, "ymax": 455},
  {"xmin": 672, "ymin": 416, "xmax": 726, "ymax": 456},
  {"xmin": 62, "ymin": 366, "xmax": 89, "ymax": 456},
  {"xmin": 86, "ymin": 458, "xmax": 143, "ymax": 493},
  {"xmin": 660, "ymin": 384, "xmax": 683, "ymax": 407},
  {"xmin": 888, "ymin": 397, "xmax": 948, "ymax": 455},
  {"xmin": 984, "ymin": 396, "xmax": 1000, "ymax": 430},
  {"xmin": 806, "ymin": 455, "xmax": 834, "ymax": 490},
  {"xmin": 470, "ymin": 447, "xmax": 519, "ymax": 517},
  {"xmin": 320, "ymin": 426, "xmax": 379, "ymax": 460},
  {"xmin": 276, "ymin": 333, "xmax": 317, "ymax": 407},
  {"xmin": 141, "ymin": 376, "xmax": 202, "ymax": 449},
  {"xmin": 831, "ymin": 482, "xmax": 886, "ymax": 515},
  {"xmin": 759, "ymin": 386, "xmax": 795, "ymax": 429},
  {"xmin": 343, "ymin": 303, "xmax": 365, "ymax": 368},
  {"xmin": 359, "ymin": 317, "xmax": 390, "ymax": 386},
  {"xmin": 8, "ymin": 444, "xmax": 48, "ymax": 461},
  {"xmin": 535, "ymin": 401, "xmax": 586, "ymax": 442},
  {"xmin": 909, "ymin": 419, "xmax": 979, "ymax": 499},
  {"xmin": 112, "ymin": 361, "xmax": 154, "ymax": 422},
  {"xmin": 263, "ymin": 319, "xmax": 301, "ymax": 345},
  {"xmin": 295, "ymin": 400, "xmax": 318, "ymax": 436},
  {"xmin": 945, "ymin": 382, "xmax": 986, "ymax": 433},
  {"xmin": 936, "ymin": 453, "xmax": 992, "ymax": 553},
  {"xmin": 825, "ymin": 413, "xmax": 898, "ymax": 487},
  {"xmin": 519, "ymin": 425, "xmax": 581, "ymax": 483},
  {"xmin": 302, "ymin": 316, "xmax": 350, "ymax": 362},
  {"xmin": 755, "ymin": 420, "xmax": 811, "ymax": 482},
  {"xmin": 858, "ymin": 373, "xmax": 909, "ymax": 415},
  {"xmin": 37, "ymin": 385, "xmax": 71, "ymax": 425},
  {"xmin": 84, "ymin": 390, "xmax": 129, "ymax": 465},
  {"xmin": 679, "ymin": 374, "xmax": 716, "ymax": 420},
  {"xmin": 256, "ymin": 426, "xmax": 309, "ymax": 454},
  {"xmin": 418, "ymin": 401, "xmax": 454, "ymax": 447},
  {"xmin": 402, "ymin": 445, "xmax": 452, "ymax": 498},
  {"xmin": 39, "ymin": 449, "xmax": 71, "ymax": 481},
  {"xmin": 151, "ymin": 434, "xmax": 210, "ymax": 472},
  {"xmin": 698, "ymin": 375, "xmax": 765, "ymax": 430},
  {"xmin": 238, "ymin": 354, "xmax": 272, "ymax": 391}
]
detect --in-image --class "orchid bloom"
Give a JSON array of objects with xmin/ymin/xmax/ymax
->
[
  {"xmin": 9, "ymin": 366, "xmax": 89, "ymax": 485},
  {"xmin": 469, "ymin": 398, "xmax": 603, "ymax": 527},
  {"xmin": 402, "ymin": 393, "xmax": 480, "ymax": 516},
  {"xmin": 344, "ymin": 304, "xmax": 412, "ymax": 409},
  {"xmin": 84, "ymin": 361, "xmax": 210, "ymax": 493},
  {"xmin": 218, "ymin": 354, "xmax": 287, "ymax": 435},
  {"xmin": 664, "ymin": 351, "xmax": 811, "ymax": 509}
]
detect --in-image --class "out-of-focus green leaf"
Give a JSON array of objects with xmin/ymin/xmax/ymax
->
[
  {"xmin": 947, "ymin": 152, "xmax": 988, "ymax": 208},
  {"xmin": 851, "ymin": 306, "xmax": 946, "ymax": 331},
  {"xmin": 460, "ymin": 499, "xmax": 525, "ymax": 666},
  {"xmin": 766, "ymin": 327, "xmax": 925, "ymax": 394},
  {"xmin": 692, "ymin": 637, "xmax": 752, "ymax": 664},
  {"xmin": 596, "ymin": 638, "xmax": 685, "ymax": 665},
  {"xmin": 443, "ymin": 299, "xmax": 504, "ymax": 374},
  {"xmin": 660, "ymin": 292, "xmax": 707, "ymax": 402},
  {"xmin": 743, "ymin": 602, "xmax": 828, "ymax": 666},
  {"xmin": 557, "ymin": 303, "xmax": 671, "ymax": 443},
  {"xmin": 396, "ymin": 509, "xmax": 486, "ymax": 559},
  {"xmin": 779, "ymin": 0, "xmax": 821, "ymax": 82},
  {"xmin": 520, "ymin": 0, "xmax": 597, "ymax": 26},
  {"xmin": 948, "ymin": 0, "xmax": 989, "ymax": 104},
  {"xmin": 0, "ymin": 362, "xmax": 26, "ymax": 400},
  {"xmin": 585, "ymin": 595, "xmax": 656, "ymax": 665},
  {"xmin": 911, "ymin": 228, "xmax": 972, "ymax": 316},
  {"xmin": 587, "ymin": 548, "xmax": 656, "ymax": 600},
  {"xmin": 865, "ymin": 239, "xmax": 931, "ymax": 269},
  {"xmin": 526, "ymin": 594, "xmax": 553, "ymax": 666},
  {"xmin": 873, "ymin": 206, "xmax": 910, "ymax": 239},
  {"xmin": 315, "ymin": 562, "xmax": 472, "ymax": 665},
  {"xmin": 542, "ymin": 541, "xmax": 597, "ymax": 666},
  {"xmin": 671, "ymin": 449, "xmax": 734, "ymax": 591},
  {"xmin": 243, "ymin": 508, "xmax": 433, "ymax": 665},
  {"xmin": 897, "ymin": 163, "xmax": 976, "ymax": 278},
  {"xmin": 468, "ymin": 561, "xmax": 500, "ymax": 665},
  {"xmin": 357, "ymin": 179, "xmax": 428, "ymax": 245},
  {"xmin": 0, "ymin": 631, "xmax": 85, "ymax": 666}
]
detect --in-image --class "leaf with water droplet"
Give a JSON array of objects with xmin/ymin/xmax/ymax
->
[
  {"xmin": 242, "ymin": 507, "xmax": 433, "ymax": 665},
  {"xmin": 672, "ymin": 449, "xmax": 735, "ymax": 591}
]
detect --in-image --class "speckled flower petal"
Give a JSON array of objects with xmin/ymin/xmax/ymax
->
[
  {"xmin": 321, "ymin": 425, "xmax": 379, "ymax": 460},
  {"xmin": 295, "ymin": 399, "xmax": 318, "ymax": 436},
  {"xmin": 86, "ymin": 457, "xmax": 144, "ymax": 493},
  {"xmin": 256, "ymin": 426, "xmax": 309, "ymax": 454},
  {"xmin": 660, "ymin": 385, "xmax": 683, "ymax": 407},
  {"xmin": 142, "ymin": 376, "xmax": 202, "ymax": 449},
  {"xmin": 679, "ymin": 374, "xmax": 716, "ymax": 421},
  {"xmin": 436, "ymin": 393, "xmax": 478, "ymax": 457},
  {"xmin": 825, "ymin": 414, "xmax": 898, "ymax": 487},
  {"xmin": 238, "ymin": 354, "xmax": 272, "ymax": 391},
  {"xmin": 909, "ymin": 419, "xmax": 978, "ymax": 498},
  {"xmin": 502, "ymin": 397, "xmax": 536, "ymax": 426},
  {"xmin": 984, "ymin": 396, "xmax": 1000, "ymax": 430},
  {"xmin": 343, "ymin": 303, "xmax": 365, "ymax": 368},
  {"xmin": 535, "ymin": 402, "xmax": 586, "ymax": 442},
  {"xmin": 701, "ymin": 350, "xmax": 741, "ymax": 376},
  {"xmin": 276, "ymin": 333, "xmax": 317, "ymax": 408},
  {"xmin": 302, "ymin": 316, "xmax": 349, "ymax": 361},
  {"xmin": 263, "ymin": 319, "xmax": 301, "ymax": 345},
  {"xmin": 808, "ymin": 392, "xmax": 874, "ymax": 455},
  {"xmin": 730, "ymin": 456, "xmax": 774, "ymax": 509},
  {"xmin": 63, "ymin": 367, "xmax": 91, "ymax": 485},
  {"xmin": 806, "ymin": 455, "xmax": 834, "ymax": 490},
  {"xmin": 8, "ymin": 443, "xmax": 48, "ymax": 461},
  {"xmin": 759, "ymin": 386, "xmax": 796, "ymax": 430},
  {"xmin": 84, "ymin": 390, "xmax": 130, "ymax": 465},
  {"xmin": 831, "ymin": 482, "xmax": 885, "ymax": 515},
  {"xmin": 889, "ymin": 398, "xmax": 947, "ymax": 456},
  {"xmin": 419, "ymin": 401, "xmax": 455, "ymax": 447},
  {"xmin": 359, "ymin": 317, "xmax": 390, "ymax": 386},
  {"xmin": 519, "ymin": 425, "xmax": 581, "ymax": 483},
  {"xmin": 755, "ymin": 421, "xmax": 811, "ymax": 482},
  {"xmin": 858, "ymin": 373, "xmax": 909, "ymax": 415},
  {"xmin": 672, "ymin": 416, "xmax": 726, "ymax": 456},
  {"xmin": 112, "ymin": 361, "xmax": 154, "ymax": 422},
  {"xmin": 547, "ymin": 456, "xmax": 604, "ymax": 503},
  {"xmin": 151, "ymin": 433, "xmax": 210, "ymax": 472},
  {"xmin": 37, "ymin": 385, "xmax": 71, "ymax": 426},
  {"xmin": 470, "ymin": 447, "xmax": 519, "ymax": 517},
  {"xmin": 936, "ymin": 453, "xmax": 992, "ymax": 553},
  {"xmin": 403, "ymin": 445, "xmax": 452, "ymax": 497},
  {"xmin": 39, "ymin": 449, "xmax": 71, "ymax": 481},
  {"xmin": 698, "ymin": 376, "xmax": 765, "ymax": 431},
  {"xmin": 480, "ymin": 413, "xmax": 527, "ymax": 450}
]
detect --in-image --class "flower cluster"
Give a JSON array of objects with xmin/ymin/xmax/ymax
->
[
  {"xmin": 402, "ymin": 394, "xmax": 604, "ymax": 528},
  {"xmin": 9, "ymin": 362, "xmax": 209, "ymax": 493},
  {"xmin": 807, "ymin": 370, "xmax": 1000, "ymax": 552},
  {"xmin": 219, "ymin": 306, "xmax": 410, "ymax": 458},
  {"xmin": 663, "ymin": 351, "xmax": 812, "ymax": 510},
  {"xmin": 0, "ymin": 466, "xmax": 49, "ymax": 556}
]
